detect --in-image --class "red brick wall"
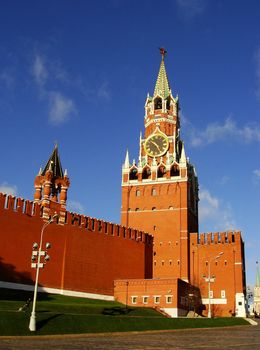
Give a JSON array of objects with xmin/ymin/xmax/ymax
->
[
  {"xmin": 0, "ymin": 193, "xmax": 153, "ymax": 296},
  {"xmin": 121, "ymin": 181, "xmax": 193, "ymax": 281}
]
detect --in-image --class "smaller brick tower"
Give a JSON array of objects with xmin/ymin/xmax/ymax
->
[
  {"xmin": 34, "ymin": 144, "xmax": 70, "ymax": 223},
  {"xmin": 190, "ymin": 231, "xmax": 246, "ymax": 317}
]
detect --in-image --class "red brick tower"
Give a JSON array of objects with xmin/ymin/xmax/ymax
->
[
  {"xmin": 121, "ymin": 50, "xmax": 198, "ymax": 281},
  {"xmin": 34, "ymin": 144, "xmax": 70, "ymax": 223}
]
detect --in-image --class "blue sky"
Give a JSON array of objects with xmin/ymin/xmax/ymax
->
[{"xmin": 0, "ymin": 0, "xmax": 259, "ymax": 286}]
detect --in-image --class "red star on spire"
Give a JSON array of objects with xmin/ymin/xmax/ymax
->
[{"xmin": 159, "ymin": 47, "xmax": 167, "ymax": 59}]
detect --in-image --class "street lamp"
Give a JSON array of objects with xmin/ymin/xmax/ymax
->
[
  {"xmin": 203, "ymin": 252, "xmax": 224, "ymax": 318},
  {"xmin": 29, "ymin": 213, "xmax": 58, "ymax": 332}
]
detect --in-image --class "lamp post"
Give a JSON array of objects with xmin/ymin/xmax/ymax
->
[
  {"xmin": 204, "ymin": 252, "xmax": 224, "ymax": 318},
  {"xmin": 29, "ymin": 213, "xmax": 58, "ymax": 332}
]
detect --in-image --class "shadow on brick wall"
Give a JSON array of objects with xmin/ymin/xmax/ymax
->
[{"xmin": 0, "ymin": 257, "xmax": 50, "ymax": 302}]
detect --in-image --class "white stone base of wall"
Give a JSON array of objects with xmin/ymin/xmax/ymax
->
[
  {"xmin": 0, "ymin": 281, "xmax": 115, "ymax": 301},
  {"xmin": 160, "ymin": 307, "xmax": 187, "ymax": 318}
]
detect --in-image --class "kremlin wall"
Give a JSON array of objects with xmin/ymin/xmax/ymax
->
[
  {"xmin": 0, "ymin": 50, "xmax": 247, "ymax": 317},
  {"xmin": 0, "ymin": 192, "xmax": 153, "ymax": 297}
]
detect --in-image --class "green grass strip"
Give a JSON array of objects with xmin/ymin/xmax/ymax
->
[{"xmin": 0, "ymin": 288, "xmax": 249, "ymax": 336}]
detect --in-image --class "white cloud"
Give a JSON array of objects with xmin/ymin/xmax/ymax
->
[
  {"xmin": 97, "ymin": 81, "xmax": 111, "ymax": 101},
  {"xmin": 199, "ymin": 187, "xmax": 237, "ymax": 231},
  {"xmin": 32, "ymin": 54, "xmax": 48, "ymax": 86},
  {"xmin": 186, "ymin": 116, "xmax": 260, "ymax": 147},
  {"xmin": 49, "ymin": 91, "xmax": 76, "ymax": 125},
  {"xmin": 67, "ymin": 200, "xmax": 85, "ymax": 214},
  {"xmin": 0, "ymin": 182, "xmax": 18, "ymax": 196},
  {"xmin": 176, "ymin": 0, "xmax": 206, "ymax": 19},
  {"xmin": 31, "ymin": 52, "xmax": 77, "ymax": 126},
  {"xmin": 253, "ymin": 169, "xmax": 260, "ymax": 181}
]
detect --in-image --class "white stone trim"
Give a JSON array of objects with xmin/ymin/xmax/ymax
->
[
  {"xmin": 245, "ymin": 318, "xmax": 258, "ymax": 325},
  {"xmin": 131, "ymin": 296, "xmax": 138, "ymax": 304},
  {"xmin": 122, "ymin": 178, "xmax": 188, "ymax": 186},
  {"xmin": 160, "ymin": 307, "xmax": 187, "ymax": 318},
  {"xmin": 202, "ymin": 298, "xmax": 227, "ymax": 305},
  {"xmin": 160, "ymin": 307, "xmax": 178, "ymax": 317},
  {"xmin": 0, "ymin": 281, "xmax": 114, "ymax": 301},
  {"xmin": 121, "ymin": 207, "xmax": 188, "ymax": 214},
  {"xmin": 145, "ymin": 118, "xmax": 176, "ymax": 128},
  {"xmin": 235, "ymin": 292, "xmax": 246, "ymax": 317}
]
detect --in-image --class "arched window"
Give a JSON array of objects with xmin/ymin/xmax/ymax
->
[
  {"xmin": 151, "ymin": 188, "xmax": 157, "ymax": 196},
  {"xmin": 170, "ymin": 164, "xmax": 179, "ymax": 177},
  {"xmin": 166, "ymin": 97, "xmax": 171, "ymax": 110},
  {"xmin": 154, "ymin": 97, "xmax": 162, "ymax": 110},
  {"xmin": 142, "ymin": 166, "xmax": 151, "ymax": 180},
  {"xmin": 129, "ymin": 167, "xmax": 138, "ymax": 180},
  {"xmin": 136, "ymin": 189, "xmax": 141, "ymax": 197},
  {"xmin": 157, "ymin": 165, "xmax": 166, "ymax": 178}
]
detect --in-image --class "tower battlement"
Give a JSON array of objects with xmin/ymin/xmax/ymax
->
[{"xmin": 190, "ymin": 231, "xmax": 242, "ymax": 245}]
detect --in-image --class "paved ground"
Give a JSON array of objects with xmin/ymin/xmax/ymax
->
[{"xmin": 0, "ymin": 321, "xmax": 259, "ymax": 350}]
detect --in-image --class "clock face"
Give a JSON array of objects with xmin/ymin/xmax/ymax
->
[{"xmin": 144, "ymin": 134, "xmax": 169, "ymax": 157}]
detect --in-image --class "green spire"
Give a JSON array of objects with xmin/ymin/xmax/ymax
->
[
  {"xmin": 256, "ymin": 261, "xmax": 260, "ymax": 286},
  {"xmin": 42, "ymin": 144, "xmax": 64, "ymax": 178},
  {"xmin": 153, "ymin": 49, "xmax": 171, "ymax": 99}
]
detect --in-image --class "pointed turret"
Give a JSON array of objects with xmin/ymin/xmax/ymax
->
[
  {"xmin": 138, "ymin": 132, "xmax": 142, "ymax": 166},
  {"xmin": 144, "ymin": 49, "xmax": 179, "ymax": 138},
  {"xmin": 179, "ymin": 142, "xmax": 187, "ymax": 166},
  {"xmin": 153, "ymin": 48, "xmax": 171, "ymax": 99},
  {"xmin": 33, "ymin": 144, "xmax": 70, "ymax": 223},
  {"xmin": 123, "ymin": 149, "xmax": 130, "ymax": 168},
  {"xmin": 42, "ymin": 144, "xmax": 64, "ymax": 178}
]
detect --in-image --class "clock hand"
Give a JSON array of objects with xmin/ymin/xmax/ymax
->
[{"xmin": 150, "ymin": 140, "xmax": 161, "ymax": 152}]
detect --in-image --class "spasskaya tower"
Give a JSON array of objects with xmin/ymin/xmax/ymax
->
[{"xmin": 121, "ymin": 49, "xmax": 199, "ymax": 282}]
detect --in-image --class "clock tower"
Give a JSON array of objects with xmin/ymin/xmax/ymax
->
[{"xmin": 121, "ymin": 49, "xmax": 198, "ymax": 282}]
